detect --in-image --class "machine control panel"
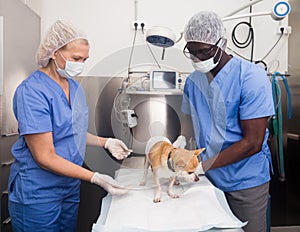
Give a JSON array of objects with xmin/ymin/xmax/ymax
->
[{"xmin": 126, "ymin": 70, "xmax": 187, "ymax": 95}]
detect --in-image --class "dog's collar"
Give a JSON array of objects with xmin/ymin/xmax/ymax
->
[{"xmin": 167, "ymin": 150, "xmax": 176, "ymax": 172}]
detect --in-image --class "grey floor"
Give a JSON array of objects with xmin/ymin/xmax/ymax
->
[
  {"xmin": 271, "ymin": 226, "xmax": 300, "ymax": 232},
  {"xmin": 269, "ymin": 139, "xmax": 300, "ymax": 228}
]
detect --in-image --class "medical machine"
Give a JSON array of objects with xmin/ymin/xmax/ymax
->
[
  {"xmin": 120, "ymin": 109, "xmax": 138, "ymax": 128},
  {"xmin": 125, "ymin": 70, "xmax": 186, "ymax": 95},
  {"xmin": 149, "ymin": 70, "xmax": 183, "ymax": 92}
]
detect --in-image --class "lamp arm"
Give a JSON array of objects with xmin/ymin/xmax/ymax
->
[
  {"xmin": 175, "ymin": 32, "xmax": 183, "ymax": 43},
  {"xmin": 224, "ymin": 0, "xmax": 264, "ymax": 17},
  {"xmin": 223, "ymin": 11, "xmax": 271, "ymax": 22}
]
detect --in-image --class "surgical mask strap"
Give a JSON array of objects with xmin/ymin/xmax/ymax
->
[
  {"xmin": 58, "ymin": 50, "xmax": 67, "ymax": 62},
  {"xmin": 53, "ymin": 59, "xmax": 60, "ymax": 70},
  {"xmin": 53, "ymin": 50, "xmax": 66, "ymax": 71},
  {"xmin": 214, "ymin": 47, "xmax": 222, "ymax": 64}
]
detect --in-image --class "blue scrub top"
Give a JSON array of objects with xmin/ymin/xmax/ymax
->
[
  {"xmin": 182, "ymin": 56, "xmax": 275, "ymax": 192},
  {"xmin": 8, "ymin": 70, "xmax": 88, "ymax": 204}
]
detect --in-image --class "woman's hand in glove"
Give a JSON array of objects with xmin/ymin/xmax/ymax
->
[
  {"xmin": 172, "ymin": 135, "xmax": 187, "ymax": 148},
  {"xmin": 91, "ymin": 172, "xmax": 129, "ymax": 195},
  {"xmin": 104, "ymin": 138, "xmax": 132, "ymax": 160}
]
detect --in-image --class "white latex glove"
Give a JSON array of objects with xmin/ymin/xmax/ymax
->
[
  {"xmin": 195, "ymin": 162, "xmax": 205, "ymax": 175},
  {"xmin": 173, "ymin": 135, "xmax": 187, "ymax": 148},
  {"xmin": 104, "ymin": 138, "xmax": 132, "ymax": 160},
  {"xmin": 91, "ymin": 172, "xmax": 129, "ymax": 195}
]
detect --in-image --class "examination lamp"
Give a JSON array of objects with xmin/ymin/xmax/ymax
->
[
  {"xmin": 145, "ymin": 0, "xmax": 290, "ymax": 50},
  {"xmin": 146, "ymin": 26, "xmax": 180, "ymax": 48},
  {"xmin": 145, "ymin": 26, "xmax": 183, "ymax": 60}
]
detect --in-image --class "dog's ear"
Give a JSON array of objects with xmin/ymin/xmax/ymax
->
[{"xmin": 194, "ymin": 148, "xmax": 206, "ymax": 156}]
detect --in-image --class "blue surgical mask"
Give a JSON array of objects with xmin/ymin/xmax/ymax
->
[
  {"xmin": 54, "ymin": 51, "xmax": 84, "ymax": 79},
  {"xmin": 192, "ymin": 47, "xmax": 222, "ymax": 73}
]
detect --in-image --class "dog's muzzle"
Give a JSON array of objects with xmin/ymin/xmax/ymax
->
[{"xmin": 194, "ymin": 173, "xmax": 199, "ymax": 182}]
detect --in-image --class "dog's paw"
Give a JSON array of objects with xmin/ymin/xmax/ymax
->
[
  {"xmin": 153, "ymin": 197, "xmax": 161, "ymax": 203},
  {"xmin": 139, "ymin": 180, "xmax": 146, "ymax": 186},
  {"xmin": 153, "ymin": 192, "xmax": 161, "ymax": 203},
  {"xmin": 168, "ymin": 191, "xmax": 180, "ymax": 199},
  {"xmin": 174, "ymin": 179, "xmax": 180, "ymax": 185}
]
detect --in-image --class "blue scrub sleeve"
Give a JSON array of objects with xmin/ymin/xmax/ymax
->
[
  {"xmin": 239, "ymin": 68, "xmax": 275, "ymax": 120},
  {"xmin": 181, "ymin": 79, "xmax": 192, "ymax": 115},
  {"xmin": 14, "ymin": 83, "xmax": 53, "ymax": 135}
]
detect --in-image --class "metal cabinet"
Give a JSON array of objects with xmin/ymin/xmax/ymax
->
[
  {"xmin": 0, "ymin": 135, "xmax": 17, "ymax": 232},
  {"xmin": 0, "ymin": 0, "xmax": 40, "ymax": 231}
]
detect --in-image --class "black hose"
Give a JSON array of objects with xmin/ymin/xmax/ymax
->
[{"xmin": 231, "ymin": 21, "xmax": 254, "ymax": 62}]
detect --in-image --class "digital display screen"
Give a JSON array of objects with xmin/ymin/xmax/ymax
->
[{"xmin": 152, "ymin": 71, "xmax": 176, "ymax": 89}]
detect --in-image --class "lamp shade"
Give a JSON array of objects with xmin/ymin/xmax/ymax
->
[{"xmin": 145, "ymin": 26, "xmax": 176, "ymax": 48}]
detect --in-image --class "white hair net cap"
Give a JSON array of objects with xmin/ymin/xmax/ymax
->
[
  {"xmin": 184, "ymin": 11, "xmax": 226, "ymax": 46},
  {"xmin": 36, "ymin": 20, "xmax": 88, "ymax": 67}
]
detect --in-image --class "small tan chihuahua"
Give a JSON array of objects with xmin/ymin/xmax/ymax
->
[{"xmin": 140, "ymin": 137, "xmax": 205, "ymax": 203}]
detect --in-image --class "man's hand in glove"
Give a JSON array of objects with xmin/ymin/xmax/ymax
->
[
  {"xmin": 173, "ymin": 135, "xmax": 187, "ymax": 148},
  {"xmin": 195, "ymin": 162, "xmax": 205, "ymax": 176},
  {"xmin": 91, "ymin": 172, "xmax": 129, "ymax": 195}
]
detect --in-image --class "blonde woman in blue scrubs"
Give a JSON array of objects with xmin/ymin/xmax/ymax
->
[{"xmin": 8, "ymin": 20, "xmax": 131, "ymax": 231}]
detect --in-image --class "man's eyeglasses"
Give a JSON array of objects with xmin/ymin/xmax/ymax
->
[{"xmin": 183, "ymin": 38, "xmax": 222, "ymax": 61}]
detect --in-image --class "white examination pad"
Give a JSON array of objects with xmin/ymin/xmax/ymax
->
[{"xmin": 92, "ymin": 168, "xmax": 246, "ymax": 232}]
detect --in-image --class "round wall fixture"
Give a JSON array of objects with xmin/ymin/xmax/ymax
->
[{"xmin": 271, "ymin": 1, "xmax": 291, "ymax": 20}]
